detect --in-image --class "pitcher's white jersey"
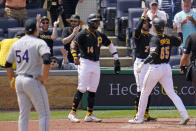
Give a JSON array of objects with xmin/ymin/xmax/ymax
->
[{"xmin": 6, "ymin": 35, "xmax": 50, "ymax": 77}]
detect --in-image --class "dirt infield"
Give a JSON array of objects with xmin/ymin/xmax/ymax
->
[{"xmin": 0, "ymin": 118, "xmax": 195, "ymax": 131}]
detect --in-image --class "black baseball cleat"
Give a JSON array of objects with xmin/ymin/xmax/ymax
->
[{"xmin": 145, "ymin": 116, "xmax": 157, "ymax": 122}]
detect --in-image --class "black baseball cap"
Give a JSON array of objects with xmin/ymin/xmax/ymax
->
[
  {"xmin": 66, "ymin": 14, "xmax": 83, "ymax": 25},
  {"xmin": 15, "ymin": 31, "xmax": 25, "ymax": 38},
  {"xmin": 41, "ymin": 16, "xmax": 49, "ymax": 22},
  {"xmin": 24, "ymin": 18, "xmax": 36, "ymax": 34}
]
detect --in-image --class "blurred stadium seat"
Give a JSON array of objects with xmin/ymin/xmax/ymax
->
[
  {"xmin": 115, "ymin": 0, "xmax": 142, "ymax": 41},
  {"xmin": 26, "ymin": 0, "xmax": 41, "ymax": 9},
  {"xmin": 0, "ymin": 18, "xmax": 19, "ymax": 33},
  {"xmin": 98, "ymin": 0, "xmax": 117, "ymax": 31},
  {"xmin": 169, "ymin": 55, "xmax": 181, "ymax": 68},
  {"xmin": 0, "ymin": 8, "xmax": 4, "ymax": 17},
  {"xmin": 0, "ymin": 37, "xmax": 4, "ymax": 41},
  {"xmin": 170, "ymin": 46, "xmax": 179, "ymax": 56},
  {"xmin": 0, "ymin": 28, "xmax": 4, "ymax": 38},
  {"xmin": 128, "ymin": 8, "xmax": 143, "ymax": 34},
  {"xmin": 48, "ymin": 27, "xmax": 63, "ymax": 38},
  {"xmin": 27, "ymin": 8, "xmax": 47, "ymax": 17},
  {"xmin": 7, "ymin": 27, "xmax": 25, "ymax": 38},
  {"xmin": 53, "ymin": 37, "xmax": 63, "ymax": 46},
  {"xmin": 193, "ymin": 0, "xmax": 196, "ymax": 8},
  {"xmin": 0, "ymin": 0, "xmax": 5, "ymax": 9},
  {"xmin": 53, "ymin": 46, "xmax": 64, "ymax": 59}
]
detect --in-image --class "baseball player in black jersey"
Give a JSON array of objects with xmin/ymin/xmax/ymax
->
[
  {"xmin": 131, "ymin": 8, "xmax": 156, "ymax": 122},
  {"xmin": 180, "ymin": 32, "xmax": 196, "ymax": 125},
  {"xmin": 67, "ymin": 13, "xmax": 121, "ymax": 123},
  {"xmin": 129, "ymin": 17, "xmax": 189, "ymax": 125}
]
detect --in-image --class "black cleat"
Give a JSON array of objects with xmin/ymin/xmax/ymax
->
[{"xmin": 145, "ymin": 116, "xmax": 157, "ymax": 122}]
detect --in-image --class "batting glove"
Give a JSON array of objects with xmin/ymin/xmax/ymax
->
[{"xmin": 114, "ymin": 60, "xmax": 120, "ymax": 74}]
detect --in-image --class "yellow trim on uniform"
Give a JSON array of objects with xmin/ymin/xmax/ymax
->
[
  {"xmin": 150, "ymin": 51, "xmax": 159, "ymax": 55},
  {"xmin": 73, "ymin": 57, "xmax": 78, "ymax": 60},
  {"xmin": 72, "ymin": 40, "xmax": 79, "ymax": 45},
  {"xmin": 72, "ymin": 53, "xmax": 78, "ymax": 57},
  {"xmin": 141, "ymin": 30, "xmax": 149, "ymax": 35},
  {"xmin": 157, "ymin": 33, "xmax": 165, "ymax": 37},
  {"xmin": 141, "ymin": 16, "xmax": 145, "ymax": 20},
  {"xmin": 71, "ymin": 50, "xmax": 77, "ymax": 54},
  {"xmin": 177, "ymin": 37, "xmax": 182, "ymax": 43},
  {"xmin": 87, "ymin": 28, "xmax": 96, "ymax": 38},
  {"xmin": 134, "ymin": 34, "xmax": 141, "ymax": 39}
]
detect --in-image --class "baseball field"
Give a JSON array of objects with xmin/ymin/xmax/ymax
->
[{"xmin": 0, "ymin": 109, "xmax": 196, "ymax": 131}]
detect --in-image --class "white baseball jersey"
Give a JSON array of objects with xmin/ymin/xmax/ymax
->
[{"xmin": 7, "ymin": 35, "xmax": 50, "ymax": 77}]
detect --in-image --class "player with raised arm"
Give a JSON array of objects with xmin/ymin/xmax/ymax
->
[
  {"xmin": 129, "ymin": 18, "xmax": 189, "ymax": 125},
  {"xmin": 131, "ymin": 8, "xmax": 156, "ymax": 121}
]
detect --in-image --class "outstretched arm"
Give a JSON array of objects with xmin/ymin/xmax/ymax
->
[
  {"xmin": 134, "ymin": 8, "xmax": 148, "ymax": 39},
  {"xmin": 36, "ymin": 14, "xmax": 41, "ymax": 34},
  {"xmin": 51, "ymin": 18, "xmax": 60, "ymax": 40}
]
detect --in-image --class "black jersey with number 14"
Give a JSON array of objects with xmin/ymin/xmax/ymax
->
[{"xmin": 72, "ymin": 28, "xmax": 111, "ymax": 61}]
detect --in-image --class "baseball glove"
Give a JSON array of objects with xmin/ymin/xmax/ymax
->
[
  {"xmin": 114, "ymin": 60, "xmax": 120, "ymax": 74},
  {"xmin": 10, "ymin": 77, "xmax": 15, "ymax": 90}
]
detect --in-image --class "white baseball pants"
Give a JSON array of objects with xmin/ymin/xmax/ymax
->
[
  {"xmin": 136, "ymin": 63, "xmax": 189, "ymax": 120},
  {"xmin": 15, "ymin": 75, "xmax": 50, "ymax": 131},
  {"xmin": 134, "ymin": 58, "xmax": 149, "ymax": 92},
  {"xmin": 77, "ymin": 58, "xmax": 100, "ymax": 93}
]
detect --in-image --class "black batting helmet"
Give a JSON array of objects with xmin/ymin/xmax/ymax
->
[
  {"xmin": 152, "ymin": 18, "xmax": 165, "ymax": 33},
  {"xmin": 87, "ymin": 13, "xmax": 100, "ymax": 29}
]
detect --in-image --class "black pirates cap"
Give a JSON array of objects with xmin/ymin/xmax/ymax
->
[
  {"xmin": 24, "ymin": 18, "xmax": 36, "ymax": 34},
  {"xmin": 41, "ymin": 16, "xmax": 49, "ymax": 22}
]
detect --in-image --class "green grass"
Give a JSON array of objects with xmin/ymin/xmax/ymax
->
[{"xmin": 0, "ymin": 109, "xmax": 196, "ymax": 121}]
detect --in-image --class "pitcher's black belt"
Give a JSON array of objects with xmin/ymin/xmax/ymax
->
[{"xmin": 17, "ymin": 74, "xmax": 33, "ymax": 78}]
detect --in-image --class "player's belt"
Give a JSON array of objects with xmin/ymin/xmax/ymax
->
[
  {"xmin": 24, "ymin": 74, "xmax": 33, "ymax": 78},
  {"xmin": 17, "ymin": 74, "xmax": 34, "ymax": 78}
]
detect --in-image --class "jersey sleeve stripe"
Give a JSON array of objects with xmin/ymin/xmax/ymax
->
[
  {"xmin": 72, "ymin": 40, "xmax": 79, "ymax": 45},
  {"xmin": 150, "ymin": 51, "xmax": 159, "ymax": 55}
]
